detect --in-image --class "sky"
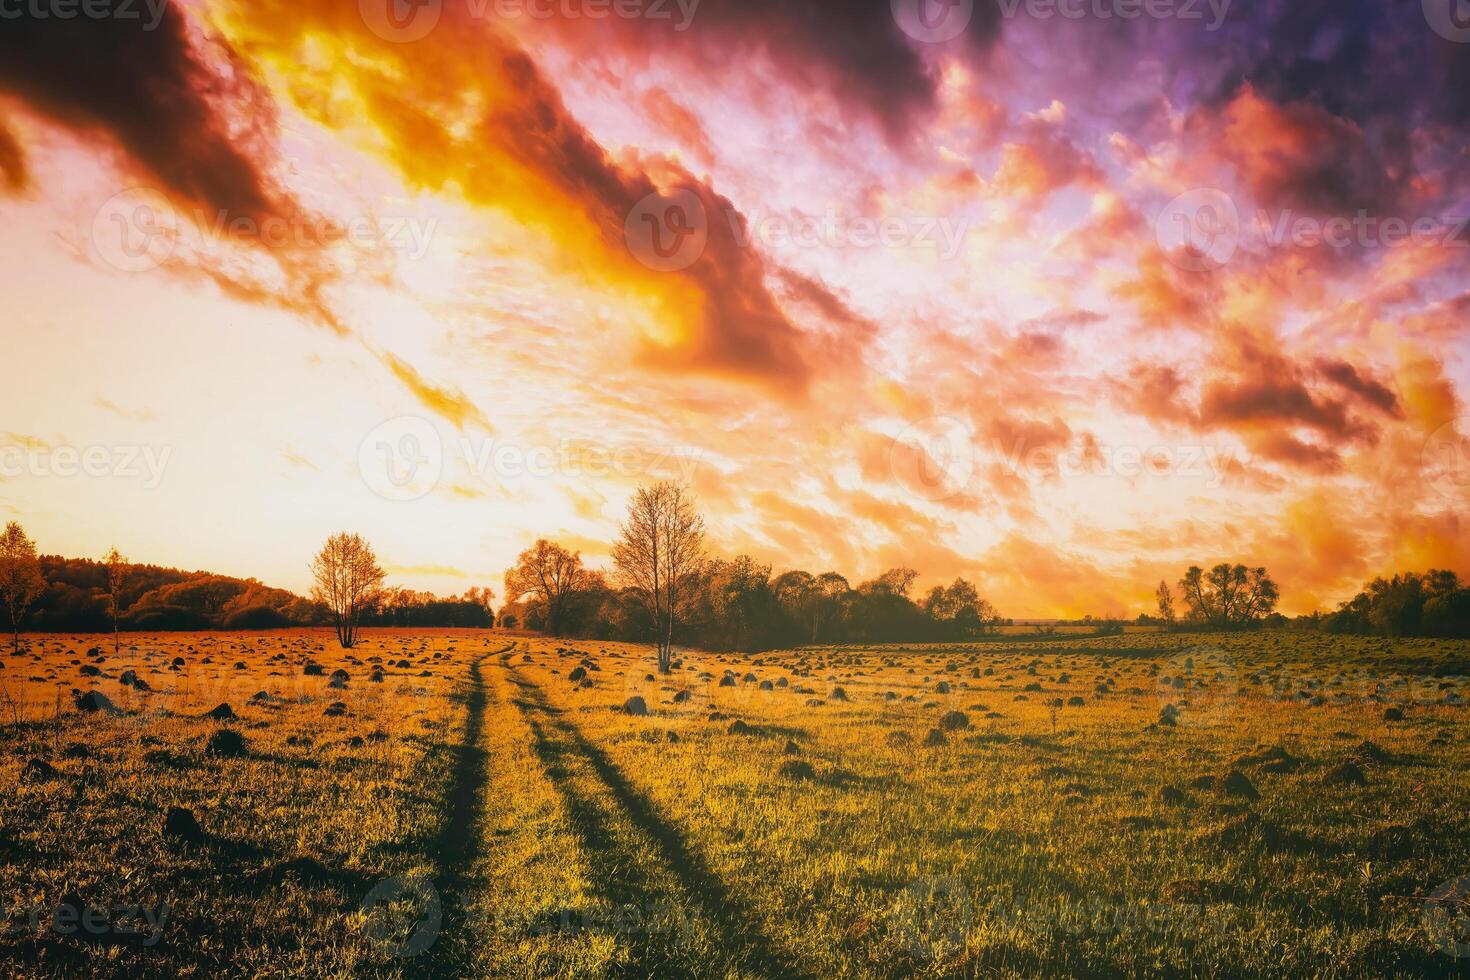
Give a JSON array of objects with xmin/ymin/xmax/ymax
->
[{"xmin": 0, "ymin": 0, "xmax": 1467, "ymax": 617}]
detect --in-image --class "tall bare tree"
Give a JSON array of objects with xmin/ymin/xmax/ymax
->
[
  {"xmin": 612, "ymin": 482, "xmax": 705, "ymax": 673},
  {"xmin": 311, "ymin": 532, "xmax": 386, "ymax": 649},
  {"xmin": 0, "ymin": 522, "xmax": 44, "ymax": 654},
  {"xmin": 504, "ymin": 539, "xmax": 586, "ymax": 638},
  {"xmin": 1156, "ymin": 580, "xmax": 1176, "ymax": 625},
  {"xmin": 103, "ymin": 546, "xmax": 128, "ymax": 655}
]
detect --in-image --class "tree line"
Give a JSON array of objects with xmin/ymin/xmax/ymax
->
[
  {"xmin": 499, "ymin": 482, "xmax": 1007, "ymax": 662},
  {"xmin": 0, "ymin": 522, "xmax": 492, "ymax": 651}
]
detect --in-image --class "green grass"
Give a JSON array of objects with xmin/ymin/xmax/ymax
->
[{"xmin": 1, "ymin": 629, "xmax": 1467, "ymax": 977}]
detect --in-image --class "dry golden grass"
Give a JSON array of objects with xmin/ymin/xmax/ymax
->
[{"xmin": 2, "ymin": 628, "xmax": 1468, "ymax": 977}]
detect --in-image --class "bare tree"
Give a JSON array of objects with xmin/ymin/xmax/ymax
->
[
  {"xmin": 504, "ymin": 539, "xmax": 586, "ymax": 638},
  {"xmin": 103, "ymin": 546, "xmax": 128, "ymax": 655},
  {"xmin": 0, "ymin": 522, "xmax": 44, "ymax": 654},
  {"xmin": 1156, "ymin": 580, "xmax": 1176, "ymax": 625},
  {"xmin": 612, "ymin": 482, "xmax": 705, "ymax": 673},
  {"xmin": 310, "ymin": 532, "xmax": 386, "ymax": 649}
]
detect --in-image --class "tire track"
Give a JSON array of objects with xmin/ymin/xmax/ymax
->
[{"xmin": 504, "ymin": 662, "xmax": 814, "ymax": 980}]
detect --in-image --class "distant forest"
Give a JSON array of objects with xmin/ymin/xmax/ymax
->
[
  {"xmin": 26, "ymin": 555, "xmax": 493, "ymax": 633},
  {"xmin": 15, "ymin": 553, "xmax": 1470, "ymax": 645}
]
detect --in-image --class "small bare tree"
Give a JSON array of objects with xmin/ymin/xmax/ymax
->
[
  {"xmin": 0, "ymin": 522, "xmax": 44, "ymax": 654},
  {"xmin": 103, "ymin": 546, "xmax": 128, "ymax": 655},
  {"xmin": 1156, "ymin": 580, "xmax": 1176, "ymax": 625},
  {"xmin": 504, "ymin": 539, "xmax": 586, "ymax": 638},
  {"xmin": 612, "ymin": 482, "xmax": 705, "ymax": 673},
  {"xmin": 311, "ymin": 532, "xmax": 385, "ymax": 649}
]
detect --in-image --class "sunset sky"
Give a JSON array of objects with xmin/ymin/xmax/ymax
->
[{"xmin": 1, "ymin": 0, "xmax": 1468, "ymax": 616}]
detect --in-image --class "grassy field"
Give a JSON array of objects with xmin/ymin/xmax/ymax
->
[{"xmin": 1, "ymin": 628, "xmax": 1468, "ymax": 977}]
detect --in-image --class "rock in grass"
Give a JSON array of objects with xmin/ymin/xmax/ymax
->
[
  {"xmin": 1159, "ymin": 785, "xmax": 1188, "ymax": 805},
  {"xmin": 622, "ymin": 696, "xmax": 649, "ymax": 717},
  {"xmin": 777, "ymin": 760, "xmax": 815, "ymax": 780},
  {"xmin": 205, "ymin": 703, "xmax": 236, "ymax": 721},
  {"xmin": 568, "ymin": 667, "xmax": 587, "ymax": 683},
  {"xmin": 783, "ymin": 740, "xmax": 801, "ymax": 755},
  {"xmin": 303, "ymin": 663, "xmax": 324, "ymax": 676},
  {"xmin": 1221, "ymin": 770, "xmax": 1259, "ymax": 800},
  {"xmin": 727, "ymin": 719, "xmax": 754, "ymax": 735},
  {"xmin": 204, "ymin": 729, "xmax": 246, "ymax": 758},
  {"xmin": 938, "ymin": 710, "xmax": 970, "ymax": 732},
  {"xmin": 1382, "ymin": 707, "xmax": 1404, "ymax": 722},
  {"xmin": 324, "ymin": 701, "xmax": 347, "ymax": 717},
  {"xmin": 22, "ymin": 758, "xmax": 58, "ymax": 782},
  {"xmin": 1322, "ymin": 761, "xmax": 1367, "ymax": 786},
  {"xmin": 923, "ymin": 728, "xmax": 948, "ymax": 747},
  {"xmin": 162, "ymin": 806, "xmax": 204, "ymax": 845},
  {"xmin": 1354, "ymin": 740, "xmax": 1391, "ymax": 763},
  {"xmin": 73, "ymin": 690, "xmax": 122, "ymax": 716},
  {"xmin": 672, "ymin": 690, "xmax": 691, "ymax": 703}
]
